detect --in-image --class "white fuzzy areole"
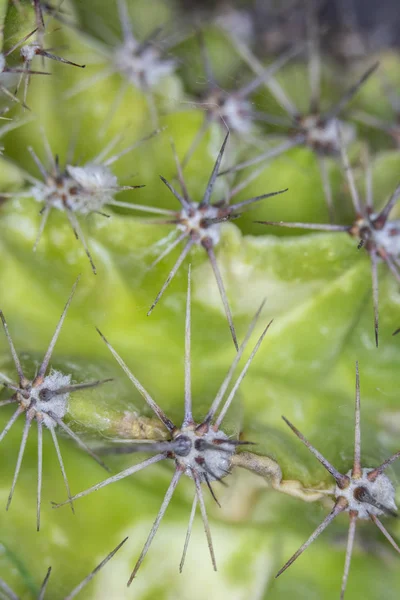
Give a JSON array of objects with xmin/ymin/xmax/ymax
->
[
  {"xmin": 20, "ymin": 43, "xmax": 40, "ymax": 62},
  {"xmin": 31, "ymin": 163, "xmax": 118, "ymax": 214},
  {"xmin": 113, "ymin": 40, "xmax": 175, "ymax": 89},
  {"xmin": 177, "ymin": 203, "xmax": 222, "ymax": 246},
  {"xmin": 66, "ymin": 164, "xmax": 118, "ymax": 213},
  {"xmin": 28, "ymin": 369, "xmax": 71, "ymax": 428},
  {"xmin": 176, "ymin": 427, "xmax": 234, "ymax": 482},
  {"xmin": 335, "ymin": 468, "xmax": 397, "ymax": 520},
  {"xmin": 30, "ymin": 177, "xmax": 80, "ymax": 212},
  {"xmin": 220, "ymin": 96, "xmax": 253, "ymax": 134},
  {"xmin": 303, "ymin": 116, "xmax": 355, "ymax": 152},
  {"xmin": 66, "ymin": 164, "xmax": 117, "ymax": 191},
  {"xmin": 374, "ymin": 220, "xmax": 400, "ymax": 258}
]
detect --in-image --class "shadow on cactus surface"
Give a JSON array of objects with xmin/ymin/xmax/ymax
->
[{"xmin": 0, "ymin": 0, "xmax": 399, "ymax": 599}]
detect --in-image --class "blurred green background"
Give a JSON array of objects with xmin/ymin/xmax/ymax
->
[{"xmin": 0, "ymin": 1, "xmax": 400, "ymax": 598}]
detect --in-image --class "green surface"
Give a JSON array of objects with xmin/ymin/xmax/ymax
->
[{"xmin": 0, "ymin": 1, "xmax": 399, "ymax": 599}]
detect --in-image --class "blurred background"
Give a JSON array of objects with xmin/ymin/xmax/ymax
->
[{"xmin": 0, "ymin": 1, "xmax": 399, "ymax": 599}]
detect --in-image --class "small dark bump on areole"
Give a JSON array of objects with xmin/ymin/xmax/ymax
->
[
  {"xmin": 39, "ymin": 388, "xmax": 53, "ymax": 402},
  {"xmin": 173, "ymin": 434, "xmax": 192, "ymax": 457},
  {"xmin": 194, "ymin": 438, "xmax": 207, "ymax": 451},
  {"xmin": 353, "ymin": 486, "xmax": 368, "ymax": 502},
  {"xmin": 373, "ymin": 216, "xmax": 386, "ymax": 230},
  {"xmin": 199, "ymin": 218, "xmax": 209, "ymax": 229}
]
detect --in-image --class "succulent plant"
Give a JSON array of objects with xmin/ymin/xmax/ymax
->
[{"xmin": 0, "ymin": 1, "xmax": 399, "ymax": 599}]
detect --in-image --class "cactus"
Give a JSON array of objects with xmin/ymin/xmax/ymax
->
[{"xmin": 0, "ymin": 1, "xmax": 399, "ymax": 599}]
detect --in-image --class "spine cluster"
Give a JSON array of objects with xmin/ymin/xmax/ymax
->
[{"xmin": 0, "ymin": 1, "xmax": 399, "ymax": 599}]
